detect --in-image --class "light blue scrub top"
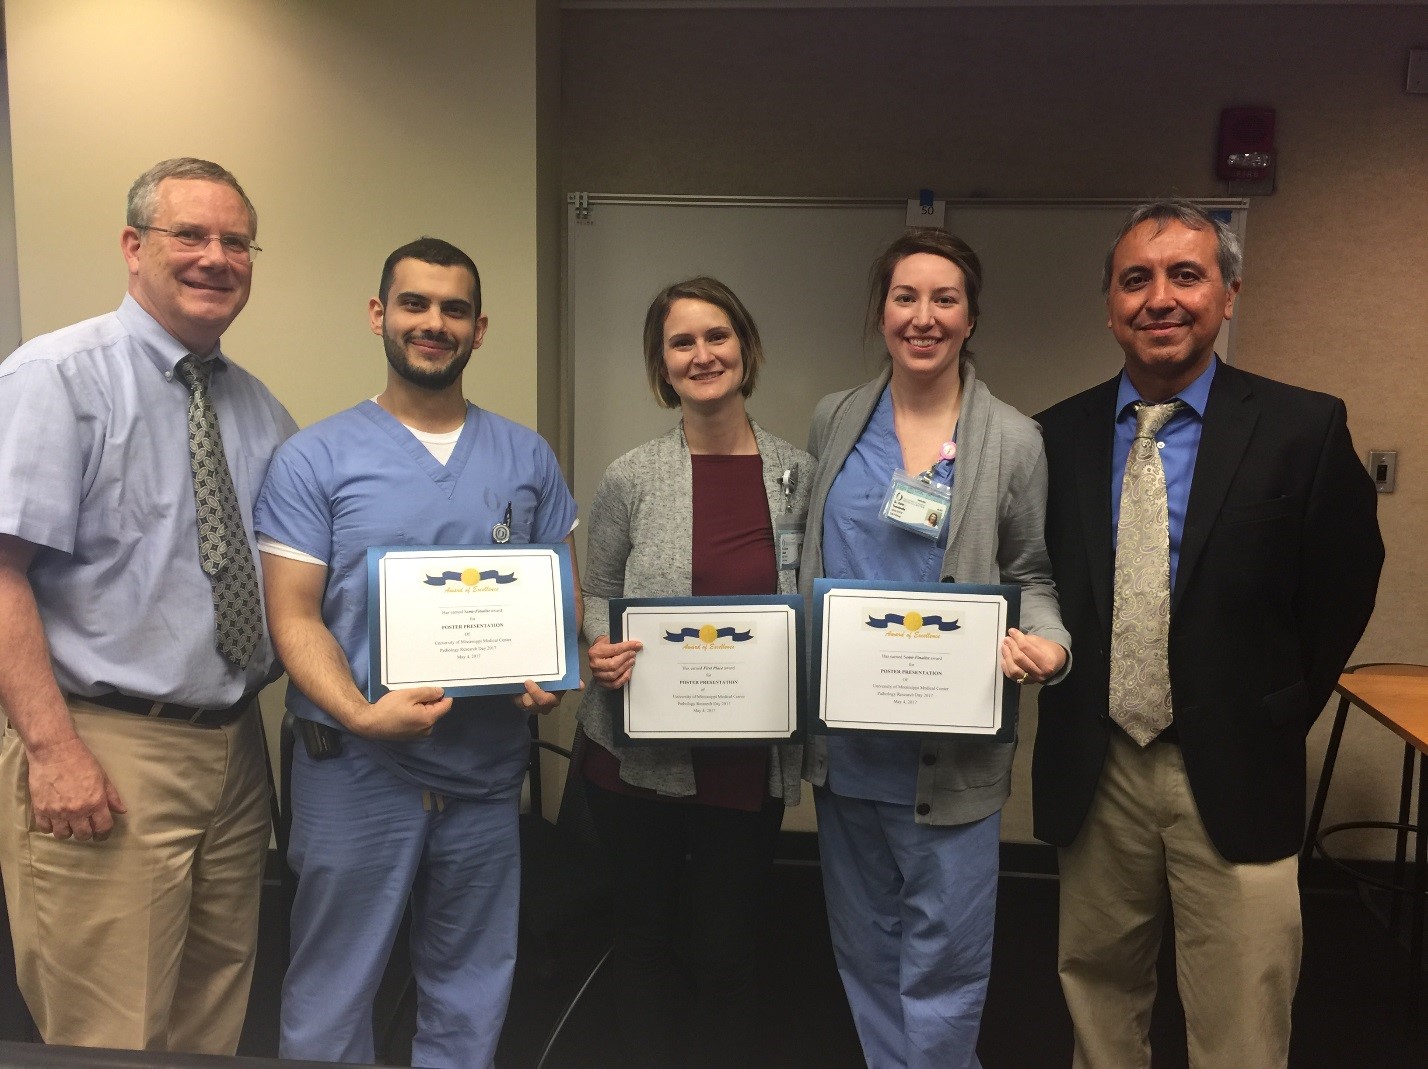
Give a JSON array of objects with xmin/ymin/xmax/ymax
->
[
  {"xmin": 255, "ymin": 400, "xmax": 578, "ymax": 800},
  {"xmin": 821, "ymin": 386, "xmax": 955, "ymax": 804}
]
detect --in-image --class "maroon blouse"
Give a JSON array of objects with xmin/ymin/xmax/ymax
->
[{"xmin": 584, "ymin": 454, "xmax": 777, "ymax": 811}]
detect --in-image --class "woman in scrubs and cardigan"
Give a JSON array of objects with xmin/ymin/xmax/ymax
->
[
  {"xmin": 576, "ymin": 277, "xmax": 814, "ymax": 1068},
  {"xmin": 800, "ymin": 229, "xmax": 1070, "ymax": 1069}
]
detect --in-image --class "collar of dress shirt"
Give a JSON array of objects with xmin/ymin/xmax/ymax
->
[
  {"xmin": 115, "ymin": 293, "xmax": 230, "ymax": 379},
  {"xmin": 1114, "ymin": 354, "xmax": 1218, "ymax": 423}
]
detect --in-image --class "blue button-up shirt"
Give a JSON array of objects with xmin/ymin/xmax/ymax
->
[
  {"xmin": 0, "ymin": 296, "xmax": 296, "ymax": 706},
  {"xmin": 1111, "ymin": 358, "xmax": 1216, "ymax": 589}
]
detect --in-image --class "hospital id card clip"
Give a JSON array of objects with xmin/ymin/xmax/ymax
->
[
  {"xmin": 881, "ymin": 468, "xmax": 951, "ymax": 541},
  {"xmin": 776, "ymin": 517, "xmax": 805, "ymax": 571},
  {"xmin": 776, "ymin": 467, "xmax": 804, "ymax": 571}
]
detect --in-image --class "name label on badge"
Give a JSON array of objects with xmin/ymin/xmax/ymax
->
[
  {"xmin": 776, "ymin": 517, "xmax": 805, "ymax": 571},
  {"xmin": 881, "ymin": 469, "xmax": 951, "ymax": 541}
]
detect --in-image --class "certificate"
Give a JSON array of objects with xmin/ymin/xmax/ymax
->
[
  {"xmin": 812, "ymin": 579, "xmax": 1020, "ymax": 740},
  {"xmin": 366, "ymin": 544, "xmax": 580, "ymax": 701},
  {"xmin": 611, "ymin": 596, "xmax": 803, "ymax": 746}
]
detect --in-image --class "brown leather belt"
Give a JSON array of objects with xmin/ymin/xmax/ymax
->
[{"xmin": 79, "ymin": 690, "xmax": 258, "ymax": 728}]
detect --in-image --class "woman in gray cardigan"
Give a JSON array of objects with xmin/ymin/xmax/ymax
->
[
  {"xmin": 800, "ymin": 230, "xmax": 1070, "ymax": 1069},
  {"xmin": 576, "ymin": 276, "xmax": 814, "ymax": 1068}
]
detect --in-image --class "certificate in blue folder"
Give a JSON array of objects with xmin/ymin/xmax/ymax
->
[
  {"xmin": 810, "ymin": 579, "xmax": 1021, "ymax": 742},
  {"xmin": 366, "ymin": 543, "xmax": 580, "ymax": 701},
  {"xmin": 610, "ymin": 595, "xmax": 804, "ymax": 746}
]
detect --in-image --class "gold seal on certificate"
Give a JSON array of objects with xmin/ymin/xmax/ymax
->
[
  {"xmin": 366, "ymin": 544, "xmax": 580, "ymax": 700},
  {"xmin": 612, "ymin": 596, "xmax": 803, "ymax": 745},
  {"xmin": 813, "ymin": 579, "xmax": 1020, "ymax": 739}
]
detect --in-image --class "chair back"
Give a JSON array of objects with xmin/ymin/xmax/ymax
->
[{"xmin": 1346, "ymin": 662, "xmax": 1428, "ymax": 677}]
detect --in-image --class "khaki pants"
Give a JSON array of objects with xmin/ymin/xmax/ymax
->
[
  {"xmin": 1057, "ymin": 731, "xmax": 1301, "ymax": 1069},
  {"xmin": 0, "ymin": 700, "xmax": 269, "ymax": 1053}
]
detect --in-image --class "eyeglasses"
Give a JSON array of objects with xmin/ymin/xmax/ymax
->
[{"xmin": 136, "ymin": 225, "xmax": 262, "ymax": 263}]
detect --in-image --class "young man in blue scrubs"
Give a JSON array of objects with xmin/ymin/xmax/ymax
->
[{"xmin": 256, "ymin": 237, "xmax": 580, "ymax": 1069}]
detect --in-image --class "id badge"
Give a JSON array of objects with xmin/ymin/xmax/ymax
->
[
  {"xmin": 775, "ymin": 517, "xmax": 806, "ymax": 571},
  {"xmin": 881, "ymin": 469, "xmax": 951, "ymax": 541}
]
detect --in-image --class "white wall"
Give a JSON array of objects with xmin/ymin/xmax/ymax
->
[
  {"xmin": 0, "ymin": 26, "xmax": 19, "ymax": 354},
  {"xmin": 5, "ymin": 0, "xmax": 548, "ymax": 430}
]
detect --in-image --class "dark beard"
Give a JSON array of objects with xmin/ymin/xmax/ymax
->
[{"xmin": 383, "ymin": 330, "xmax": 472, "ymax": 391}]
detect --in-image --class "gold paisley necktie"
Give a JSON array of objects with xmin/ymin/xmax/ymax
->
[
  {"xmin": 1109, "ymin": 401, "xmax": 1182, "ymax": 746},
  {"xmin": 176, "ymin": 356, "xmax": 263, "ymax": 668}
]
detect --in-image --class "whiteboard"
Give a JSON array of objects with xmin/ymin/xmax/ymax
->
[{"xmin": 564, "ymin": 196, "xmax": 1248, "ymax": 560}]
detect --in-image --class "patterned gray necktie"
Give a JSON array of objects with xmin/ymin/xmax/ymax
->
[
  {"xmin": 176, "ymin": 356, "xmax": 263, "ymax": 667},
  {"xmin": 1109, "ymin": 401, "xmax": 1182, "ymax": 746}
]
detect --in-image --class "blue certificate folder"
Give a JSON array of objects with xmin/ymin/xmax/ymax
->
[
  {"xmin": 610, "ymin": 595, "xmax": 805, "ymax": 747},
  {"xmin": 810, "ymin": 579, "xmax": 1021, "ymax": 743},
  {"xmin": 366, "ymin": 543, "xmax": 581, "ymax": 701}
]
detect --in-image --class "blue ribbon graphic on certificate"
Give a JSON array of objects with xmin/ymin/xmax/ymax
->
[
  {"xmin": 423, "ymin": 569, "xmax": 517, "ymax": 586},
  {"xmin": 864, "ymin": 612, "xmax": 960, "ymax": 632},
  {"xmin": 663, "ymin": 625, "xmax": 753, "ymax": 643}
]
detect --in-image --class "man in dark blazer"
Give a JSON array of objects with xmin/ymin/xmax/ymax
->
[{"xmin": 1033, "ymin": 199, "xmax": 1383, "ymax": 1069}]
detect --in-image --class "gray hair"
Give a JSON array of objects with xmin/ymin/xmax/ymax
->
[
  {"xmin": 126, "ymin": 158, "xmax": 257, "ymax": 236},
  {"xmin": 1101, "ymin": 199, "xmax": 1241, "ymax": 294}
]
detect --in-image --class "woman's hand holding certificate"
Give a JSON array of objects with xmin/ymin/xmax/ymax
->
[{"xmin": 589, "ymin": 635, "xmax": 643, "ymax": 690}]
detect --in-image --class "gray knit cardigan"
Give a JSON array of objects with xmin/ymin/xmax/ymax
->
[
  {"xmin": 576, "ymin": 421, "xmax": 815, "ymax": 802},
  {"xmin": 799, "ymin": 364, "xmax": 1071, "ymax": 826}
]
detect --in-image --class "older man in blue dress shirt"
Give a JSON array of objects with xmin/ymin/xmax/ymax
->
[{"xmin": 0, "ymin": 158, "xmax": 295, "ymax": 1054}]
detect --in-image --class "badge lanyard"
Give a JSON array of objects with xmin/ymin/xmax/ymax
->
[
  {"xmin": 774, "ymin": 468, "xmax": 805, "ymax": 571},
  {"xmin": 880, "ymin": 438, "xmax": 955, "ymax": 542}
]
